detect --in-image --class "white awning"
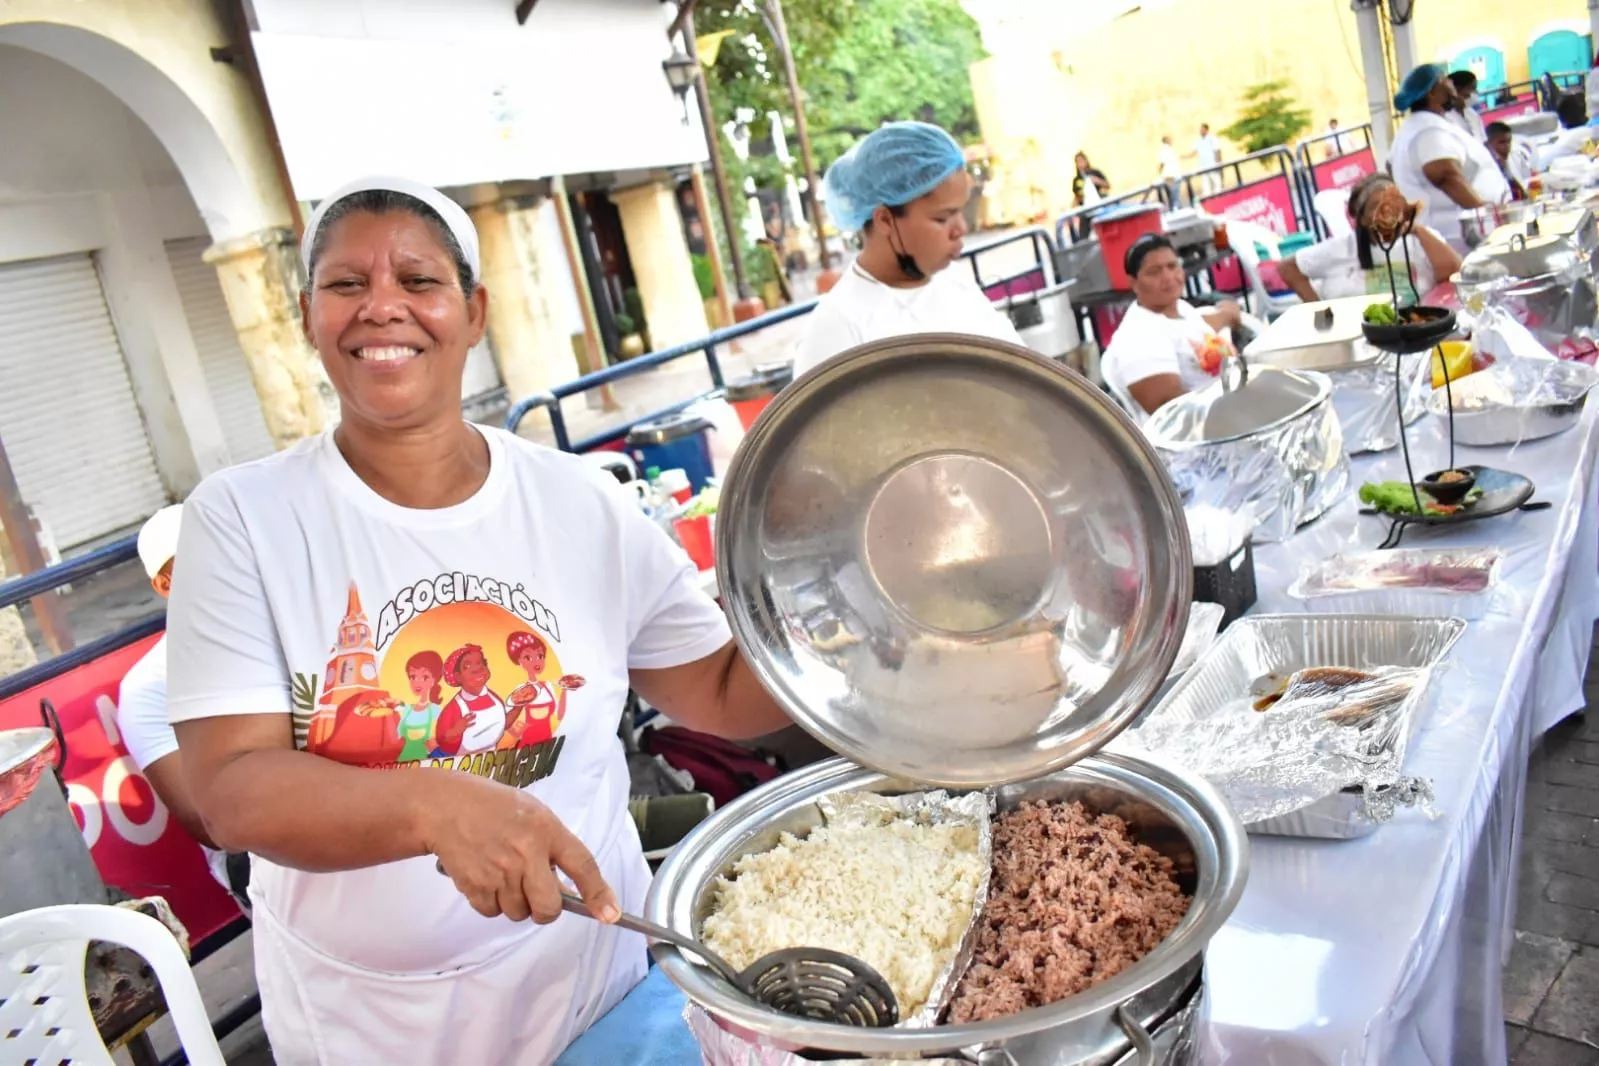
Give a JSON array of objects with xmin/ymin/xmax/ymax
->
[{"xmin": 249, "ymin": 0, "xmax": 707, "ymax": 201}]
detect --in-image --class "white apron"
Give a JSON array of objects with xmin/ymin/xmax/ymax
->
[{"xmin": 251, "ymin": 828, "xmax": 652, "ymax": 1066}]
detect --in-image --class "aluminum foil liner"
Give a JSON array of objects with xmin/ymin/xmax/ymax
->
[
  {"xmin": 1456, "ymin": 244, "xmax": 1598, "ymax": 349},
  {"xmin": 1119, "ymin": 615, "xmax": 1465, "ymax": 828},
  {"xmin": 1325, "ymin": 351, "xmax": 1429, "ymax": 455},
  {"xmin": 1427, "ymin": 351, "xmax": 1598, "ymax": 447},
  {"xmin": 1154, "ymin": 393, "xmax": 1349, "ymax": 544},
  {"xmin": 686, "ymin": 789, "xmax": 993, "ymax": 1066}
]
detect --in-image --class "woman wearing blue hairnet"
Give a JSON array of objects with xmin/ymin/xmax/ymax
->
[
  {"xmin": 793, "ymin": 122, "xmax": 1022, "ymax": 376},
  {"xmin": 1388, "ymin": 63, "xmax": 1510, "ymax": 251}
]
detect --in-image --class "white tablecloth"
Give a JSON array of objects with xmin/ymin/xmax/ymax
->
[{"xmin": 1197, "ymin": 402, "xmax": 1599, "ymax": 1066}]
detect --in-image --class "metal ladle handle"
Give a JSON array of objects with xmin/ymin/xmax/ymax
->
[{"xmin": 559, "ymin": 892, "xmax": 745, "ymax": 987}]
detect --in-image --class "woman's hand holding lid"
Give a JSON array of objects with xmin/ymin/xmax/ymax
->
[{"xmin": 425, "ymin": 772, "xmax": 618, "ymax": 925}]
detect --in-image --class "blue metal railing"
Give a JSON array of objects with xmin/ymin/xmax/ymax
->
[
  {"xmin": 0, "ymin": 612, "xmax": 164, "ymax": 702},
  {"xmin": 503, "ymin": 299, "xmax": 818, "ymax": 451},
  {"xmin": 1054, "ymin": 182, "xmax": 1173, "ymax": 248},
  {"xmin": 0, "ymin": 536, "xmax": 139, "ymax": 609}
]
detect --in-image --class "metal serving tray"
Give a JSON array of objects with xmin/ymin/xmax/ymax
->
[{"xmin": 1141, "ymin": 614, "xmax": 1466, "ymax": 839}]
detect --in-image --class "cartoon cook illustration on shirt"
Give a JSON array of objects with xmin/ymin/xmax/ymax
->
[
  {"xmin": 300, "ymin": 577, "xmax": 581, "ymax": 778},
  {"xmin": 503, "ymin": 630, "xmax": 587, "ymax": 749},
  {"xmin": 434, "ymin": 644, "xmax": 508, "ymax": 756}
]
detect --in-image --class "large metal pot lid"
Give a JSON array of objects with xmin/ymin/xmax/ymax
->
[
  {"xmin": 715, "ymin": 333, "xmax": 1192, "ymax": 787},
  {"xmin": 1144, "ymin": 364, "xmax": 1331, "ymax": 447}
]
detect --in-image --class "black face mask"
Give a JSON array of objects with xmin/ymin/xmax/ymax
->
[{"xmin": 887, "ymin": 215, "xmax": 926, "ymax": 282}]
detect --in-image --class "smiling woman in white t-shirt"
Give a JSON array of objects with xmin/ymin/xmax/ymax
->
[
  {"xmin": 1278, "ymin": 173, "xmax": 1461, "ymax": 305},
  {"xmin": 165, "ymin": 176, "xmax": 793, "ymax": 1066},
  {"xmin": 1100, "ymin": 235, "xmax": 1242, "ymax": 422}
]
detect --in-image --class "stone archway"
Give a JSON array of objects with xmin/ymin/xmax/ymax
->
[{"xmin": 0, "ymin": 18, "xmax": 335, "ymax": 449}]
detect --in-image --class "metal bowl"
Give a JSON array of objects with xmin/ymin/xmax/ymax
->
[
  {"xmin": 715, "ymin": 334, "xmax": 1192, "ymax": 788},
  {"xmin": 646, "ymin": 753, "xmax": 1250, "ymax": 1063}
]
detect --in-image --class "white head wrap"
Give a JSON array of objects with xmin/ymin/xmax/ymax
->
[
  {"xmin": 299, "ymin": 175, "xmax": 481, "ymax": 285},
  {"xmin": 137, "ymin": 504, "xmax": 183, "ymax": 580}
]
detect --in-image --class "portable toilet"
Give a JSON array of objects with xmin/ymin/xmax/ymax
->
[
  {"xmin": 1528, "ymin": 27, "xmax": 1593, "ymax": 85},
  {"xmin": 1450, "ymin": 43, "xmax": 1507, "ymax": 93}
]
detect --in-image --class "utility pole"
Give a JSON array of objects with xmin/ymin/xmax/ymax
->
[
  {"xmin": 761, "ymin": 0, "xmax": 835, "ymax": 283},
  {"xmin": 681, "ymin": 11, "xmax": 765, "ymax": 320}
]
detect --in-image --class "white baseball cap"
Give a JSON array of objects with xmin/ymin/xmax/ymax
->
[{"xmin": 137, "ymin": 504, "xmax": 184, "ymax": 580}]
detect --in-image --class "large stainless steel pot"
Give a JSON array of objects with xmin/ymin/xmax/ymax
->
[
  {"xmin": 663, "ymin": 334, "xmax": 1248, "ymax": 1066},
  {"xmin": 646, "ymin": 754, "xmax": 1249, "ymax": 1064},
  {"xmin": 1143, "ymin": 364, "xmax": 1350, "ymax": 542},
  {"xmin": 1243, "ymin": 296, "xmax": 1427, "ymax": 454},
  {"xmin": 1456, "ymin": 209, "xmax": 1599, "ymax": 347}
]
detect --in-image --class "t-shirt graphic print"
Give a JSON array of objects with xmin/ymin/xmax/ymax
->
[{"xmin": 296, "ymin": 576, "xmax": 585, "ymax": 790}]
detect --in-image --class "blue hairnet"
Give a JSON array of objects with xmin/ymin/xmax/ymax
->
[
  {"xmin": 823, "ymin": 122, "xmax": 966, "ymax": 233},
  {"xmin": 1394, "ymin": 63, "xmax": 1447, "ymax": 112}
]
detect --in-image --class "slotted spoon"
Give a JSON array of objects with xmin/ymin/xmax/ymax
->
[{"xmin": 559, "ymin": 892, "xmax": 899, "ymax": 1027}]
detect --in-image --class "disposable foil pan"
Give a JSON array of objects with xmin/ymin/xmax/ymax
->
[
  {"xmin": 1125, "ymin": 614, "xmax": 1465, "ymax": 840},
  {"xmin": 1427, "ymin": 358, "xmax": 1597, "ymax": 447},
  {"xmin": 1286, "ymin": 548, "xmax": 1504, "ymax": 621}
]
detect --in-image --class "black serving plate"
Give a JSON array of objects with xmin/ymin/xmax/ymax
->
[
  {"xmin": 1362, "ymin": 465, "xmax": 1539, "ymax": 548},
  {"xmin": 1361, "ymin": 305, "xmax": 1458, "ymax": 355}
]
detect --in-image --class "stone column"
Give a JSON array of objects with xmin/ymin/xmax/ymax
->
[
  {"xmin": 204, "ymin": 228, "xmax": 338, "ymax": 449},
  {"xmin": 469, "ymin": 198, "xmax": 579, "ymax": 400},
  {"xmin": 612, "ymin": 180, "xmax": 711, "ymax": 350}
]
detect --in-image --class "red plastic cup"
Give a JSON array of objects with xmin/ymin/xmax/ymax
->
[{"xmin": 673, "ymin": 514, "xmax": 715, "ymax": 572}]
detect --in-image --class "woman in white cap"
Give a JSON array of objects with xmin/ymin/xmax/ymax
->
[
  {"xmin": 165, "ymin": 177, "xmax": 793, "ymax": 1064},
  {"xmin": 794, "ymin": 121, "xmax": 1022, "ymax": 376}
]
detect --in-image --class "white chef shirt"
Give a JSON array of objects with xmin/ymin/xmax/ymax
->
[
  {"xmin": 1101, "ymin": 301, "xmax": 1222, "ymax": 423},
  {"xmin": 1390, "ymin": 110, "xmax": 1511, "ymax": 248},
  {"xmin": 165, "ymin": 425, "xmax": 732, "ymax": 1064},
  {"xmin": 1292, "ymin": 228, "xmax": 1442, "ymax": 304},
  {"xmin": 114, "ymin": 636, "xmax": 236, "ymax": 895},
  {"xmin": 794, "ymin": 258, "xmax": 1023, "ymax": 377},
  {"xmin": 1444, "ymin": 105, "xmax": 1487, "ymax": 144}
]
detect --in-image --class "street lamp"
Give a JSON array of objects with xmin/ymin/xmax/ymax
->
[{"xmin": 662, "ymin": 47, "xmax": 698, "ymax": 122}]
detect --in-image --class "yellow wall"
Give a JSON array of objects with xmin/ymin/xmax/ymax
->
[
  {"xmin": 971, "ymin": 0, "xmax": 1582, "ymax": 225},
  {"xmin": 0, "ymin": 0, "xmax": 296, "ymax": 232}
]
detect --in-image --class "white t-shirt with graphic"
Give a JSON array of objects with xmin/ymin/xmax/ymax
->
[
  {"xmin": 1101, "ymin": 301, "xmax": 1225, "ymax": 423},
  {"xmin": 165, "ymin": 426, "xmax": 732, "ymax": 1064}
]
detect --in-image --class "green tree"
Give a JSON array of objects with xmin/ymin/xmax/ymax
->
[
  {"xmin": 697, "ymin": 0, "xmax": 985, "ymax": 188},
  {"xmin": 1221, "ymin": 80, "xmax": 1313, "ymax": 155}
]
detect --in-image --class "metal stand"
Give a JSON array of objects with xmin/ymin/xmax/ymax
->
[{"xmin": 1369, "ymin": 218, "xmax": 1459, "ymax": 548}]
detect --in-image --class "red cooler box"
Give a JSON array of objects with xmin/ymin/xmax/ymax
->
[{"xmin": 1093, "ymin": 204, "xmax": 1166, "ymax": 290}]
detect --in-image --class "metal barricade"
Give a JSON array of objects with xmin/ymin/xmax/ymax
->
[
  {"xmin": 503, "ymin": 299, "xmax": 818, "ymax": 453},
  {"xmin": 1182, "ymin": 146, "xmax": 1312, "ymax": 237},
  {"xmin": 1053, "ymin": 182, "xmax": 1173, "ymax": 248},
  {"xmin": 1295, "ymin": 124, "xmax": 1378, "ymax": 237}
]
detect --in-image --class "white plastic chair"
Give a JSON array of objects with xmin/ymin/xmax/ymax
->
[
  {"xmin": 1313, "ymin": 188, "xmax": 1354, "ymax": 238},
  {"xmin": 1225, "ymin": 219, "xmax": 1300, "ymax": 321},
  {"xmin": 0, "ymin": 904, "xmax": 226, "ymax": 1066}
]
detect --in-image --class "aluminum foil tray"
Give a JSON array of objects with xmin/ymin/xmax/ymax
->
[
  {"xmin": 1128, "ymin": 614, "xmax": 1465, "ymax": 839},
  {"xmin": 1285, "ymin": 549, "xmax": 1503, "ymax": 622}
]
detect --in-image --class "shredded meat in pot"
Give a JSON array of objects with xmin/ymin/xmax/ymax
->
[{"xmin": 947, "ymin": 800, "xmax": 1191, "ymax": 1023}]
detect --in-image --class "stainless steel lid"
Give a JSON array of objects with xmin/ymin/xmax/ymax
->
[
  {"xmin": 625, "ymin": 412, "xmax": 714, "ymax": 446},
  {"xmin": 1144, "ymin": 364, "xmax": 1332, "ymax": 447},
  {"xmin": 715, "ymin": 334, "xmax": 1192, "ymax": 787},
  {"xmin": 1244, "ymin": 295, "xmax": 1383, "ymax": 372}
]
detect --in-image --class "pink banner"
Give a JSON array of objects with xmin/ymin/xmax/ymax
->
[
  {"xmin": 1199, "ymin": 173, "xmax": 1301, "ymax": 236},
  {"xmin": 0, "ymin": 636, "xmax": 242, "ymax": 942},
  {"xmin": 1310, "ymin": 148, "xmax": 1377, "ymax": 192}
]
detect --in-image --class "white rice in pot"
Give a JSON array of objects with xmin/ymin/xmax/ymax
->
[{"xmin": 699, "ymin": 815, "xmax": 985, "ymax": 1018}]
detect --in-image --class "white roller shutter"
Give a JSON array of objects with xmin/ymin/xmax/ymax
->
[
  {"xmin": 0, "ymin": 255, "xmax": 168, "ymax": 548},
  {"xmin": 164, "ymin": 237, "xmax": 277, "ymax": 464},
  {"xmin": 463, "ymin": 335, "xmax": 502, "ymax": 401}
]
